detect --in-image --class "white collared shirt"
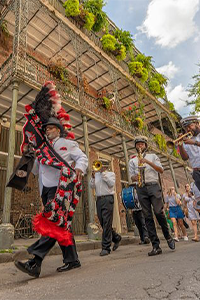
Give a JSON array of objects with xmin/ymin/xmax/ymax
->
[
  {"xmin": 90, "ymin": 171, "xmax": 115, "ymax": 196},
  {"xmin": 183, "ymin": 133, "xmax": 200, "ymax": 168},
  {"xmin": 129, "ymin": 153, "xmax": 163, "ymax": 183},
  {"xmin": 32, "ymin": 137, "xmax": 88, "ymax": 194}
]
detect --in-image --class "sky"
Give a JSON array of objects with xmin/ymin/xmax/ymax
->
[{"xmin": 104, "ymin": 0, "xmax": 200, "ymax": 117}]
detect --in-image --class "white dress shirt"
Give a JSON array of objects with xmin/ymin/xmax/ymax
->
[
  {"xmin": 183, "ymin": 133, "xmax": 200, "ymax": 168},
  {"xmin": 129, "ymin": 153, "xmax": 163, "ymax": 184},
  {"xmin": 90, "ymin": 171, "xmax": 115, "ymax": 196},
  {"xmin": 32, "ymin": 137, "xmax": 88, "ymax": 195}
]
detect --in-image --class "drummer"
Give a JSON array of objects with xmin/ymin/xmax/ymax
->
[{"xmin": 129, "ymin": 136, "xmax": 175, "ymax": 256}]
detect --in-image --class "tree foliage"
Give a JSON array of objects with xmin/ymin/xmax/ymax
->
[{"xmin": 187, "ymin": 64, "xmax": 200, "ymax": 114}]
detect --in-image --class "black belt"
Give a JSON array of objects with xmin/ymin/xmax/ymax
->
[
  {"xmin": 143, "ymin": 182, "xmax": 159, "ymax": 186},
  {"xmin": 97, "ymin": 195, "xmax": 114, "ymax": 200}
]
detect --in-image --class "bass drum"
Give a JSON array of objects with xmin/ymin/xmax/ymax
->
[{"xmin": 122, "ymin": 186, "xmax": 135, "ymax": 209}]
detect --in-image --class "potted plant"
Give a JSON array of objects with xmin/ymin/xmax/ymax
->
[
  {"xmin": 113, "ymin": 29, "xmax": 133, "ymax": 55},
  {"xmin": 153, "ymin": 134, "xmax": 167, "ymax": 152},
  {"xmin": 102, "ymin": 96, "xmax": 112, "ymax": 109},
  {"xmin": 101, "ymin": 33, "xmax": 116, "ymax": 52},
  {"xmin": 83, "ymin": 0, "xmax": 107, "ymax": 32},
  {"xmin": 135, "ymin": 53, "xmax": 152, "ymax": 71},
  {"xmin": 122, "ymin": 103, "xmax": 145, "ymax": 130},
  {"xmin": 101, "ymin": 33, "xmax": 127, "ymax": 61},
  {"xmin": 98, "ymin": 90, "xmax": 116, "ymax": 110},
  {"xmin": 128, "ymin": 61, "xmax": 148, "ymax": 82},
  {"xmin": 148, "ymin": 73, "xmax": 167, "ymax": 99},
  {"xmin": 47, "ymin": 58, "xmax": 71, "ymax": 92},
  {"xmin": 63, "ymin": 0, "xmax": 95, "ymax": 31},
  {"xmin": 63, "ymin": 0, "xmax": 80, "ymax": 17}
]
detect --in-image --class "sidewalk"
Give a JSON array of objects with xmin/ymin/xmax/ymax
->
[{"xmin": 0, "ymin": 233, "xmax": 138, "ymax": 264}]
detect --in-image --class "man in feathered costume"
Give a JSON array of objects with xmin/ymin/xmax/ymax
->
[{"xmin": 14, "ymin": 82, "xmax": 88, "ymax": 278}]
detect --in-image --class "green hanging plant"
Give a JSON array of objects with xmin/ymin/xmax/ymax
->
[
  {"xmin": 83, "ymin": 0, "xmax": 107, "ymax": 32},
  {"xmin": 148, "ymin": 79, "xmax": 166, "ymax": 98},
  {"xmin": 63, "ymin": 0, "xmax": 80, "ymax": 17},
  {"xmin": 101, "ymin": 34, "xmax": 117, "ymax": 52},
  {"xmin": 47, "ymin": 58, "xmax": 71, "ymax": 93},
  {"xmin": 135, "ymin": 54, "xmax": 152, "ymax": 71},
  {"xmin": 148, "ymin": 72, "xmax": 167, "ymax": 98},
  {"xmin": 153, "ymin": 134, "xmax": 167, "ymax": 152},
  {"xmin": 153, "ymin": 72, "xmax": 168, "ymax": 86},
  {"xmin": 113, "ymin": 29, "xmax": 133, "ymax": 53},
  {"xmin": 122, "ymin": 102, "xmax": 145, "ymax": 130},
  {"xmin": 128, "ymin": 61, "xmax": 148, "ymax": 83},
  {"xmin": 84, "ymin": 10, "xmax": 95, "ymax": 30},
  {"xmin": 166, "ymin": 100, "xmax": 175, "ymax": 111},
  {"xmin": 134, "ymin": 117, "xmax": 144, "ymax": 130},
  {"xmin": 115, "ymin": 43, "xmax": 126, "ymax": 61},
  {"xmin": 102, "ymin": 96, "xmax": 112, "ymax": 110}
]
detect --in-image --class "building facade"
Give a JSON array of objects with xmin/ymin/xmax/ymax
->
[{"xmin": 0, "ymin": 0, "xmax": 192, "ymax": 237}]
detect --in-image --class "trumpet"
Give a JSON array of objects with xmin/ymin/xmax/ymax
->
[
  {"xmin": 166, "ymin": 132, "xmax": 193, "ymax": 149},
  {"xmin": 92, "ymin": 160, "xmax": 110, "ymax": 172}
]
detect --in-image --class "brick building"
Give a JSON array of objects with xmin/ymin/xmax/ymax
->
[{"xmin": 0, "ymin": 0, "xmax": 192, "ymax": 239}]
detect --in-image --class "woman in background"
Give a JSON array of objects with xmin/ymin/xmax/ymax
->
[
  {"xmin": 165, "ymin": 187, "xmax": 188, "ymax": 242},
  {"xmin": 183, "ymin": 183, "xmax": 199, "ymax": 242}
]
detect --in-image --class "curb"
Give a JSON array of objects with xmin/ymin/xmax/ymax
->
[{"xmin": 0, "ymin": 236, "xmax": 138, "ymax": 264}]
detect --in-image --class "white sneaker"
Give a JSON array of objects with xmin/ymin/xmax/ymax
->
[
  {"xmin": 183, "ymin": 236, "xmax": 189, "ymax": 241},
  {"xmin": 174, "ymin": 237, "xmax": 179, "ymax": 242}
]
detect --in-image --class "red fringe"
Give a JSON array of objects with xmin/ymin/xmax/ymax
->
[{"xmin": 33, "ymin": 214, "xmax": 73, "ymax": 246}]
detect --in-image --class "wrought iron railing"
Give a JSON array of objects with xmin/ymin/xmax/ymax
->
[{"xmin": 0, "ymin": 53, "xmax": 184, "ymax": 162}]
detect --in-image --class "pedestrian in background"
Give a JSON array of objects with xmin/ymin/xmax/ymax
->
[{"xmin": 165, "ymin": 187, "xmax": 188, "ymax": 242}]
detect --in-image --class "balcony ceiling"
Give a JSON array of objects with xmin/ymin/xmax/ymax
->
[
  {"xmin": 0, "ymin": 82, "xmax": 187, "ymax": 175},
  {"xmin": 3, "ymin": 3, "xmax": 162, "ymax": 125}
]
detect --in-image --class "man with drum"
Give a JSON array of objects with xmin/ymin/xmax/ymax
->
[
  {"xmin": 129, "ymin": 136, "xmax": 175, "ymax": 256},
  {"xmin": 179, "ymin": 116, "xmax": 200, "ymax": 192},
  {"xmin": 90, "ymin": 161, "xmax": 121, "ymax": 256}
]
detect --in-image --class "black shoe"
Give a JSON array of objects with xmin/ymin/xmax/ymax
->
[
  {"xmin": 113, "ymin": 236, "xmax": 122, "ymax": 251},
  {"xmin": 100, "ymin": 249, "xmax": 110, "ymax": 256},
  {"xmin": 14, "ymin": 260, "xmax": 41, "ymax": 278},
  {"xmin": 144, "ymin": 237, "xmax": 150, "ymax": 244},
  {"xmin": 57, "ymin": 260, "xmax": 81, "ymax": 272},
  {"xmin": 148, "ymin": 247, "xmax": 162, "ymax": 256},
  {"xmin": 167, "ymin": 238, "xmax": 175, "ymax": 250},
  {"xmin": 139, "ymin": 241, "xmax": 145, "ymax": 245}
]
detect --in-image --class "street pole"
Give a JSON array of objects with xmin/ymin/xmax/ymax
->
[
  {"xmin": 82, "ymin": 115, "xmax": 99, "ymax": 239},
  {"xmin": 121, "ymin": 135, "xmax": 131, "ymax": 185},
  {"xmin": 0, "ymin": 80, "xmax": 19, "ymax": 249},
  {"xmin": 184, "ymin": 167, "xmax": 191, "ymax": 184},
  {"xmin": 169, "ymin": 159, "xmax": 179, "ymax": 193}
]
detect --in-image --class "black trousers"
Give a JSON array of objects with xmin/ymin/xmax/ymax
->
[
  {"xmin": 192, "ymin": 170, "xmax": 200, "ymax": 192},
  {"xmin": 136, "ymin": 183, "xmax": 171, "ymax": 248},
  {"xmin": 132, "ymin": 210, "xmax": 149, "ymax": 242},
  {"xmin": 96, "ymin": 195, "xmax": 121, "ymax": 251},
  {"xmin": 28, "ymin": 186, "xmax": 78, "ymax": 264}
]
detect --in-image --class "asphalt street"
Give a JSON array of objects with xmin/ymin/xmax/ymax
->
[{"xmin": 0, "ymin": 239, "xmax": 200, "ymax": 300}]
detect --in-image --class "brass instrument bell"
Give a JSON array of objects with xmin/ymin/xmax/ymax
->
[
  {"xmin": 92, "ymin": 160, "xmax": 110, "ymax": 172},
  {"xmin": 166, "ymin": 132, "xmax": 193, "ymax": 149},
  {"xmin": 92, "ymin": 160, "xmax": 102, "ymax": 172}
]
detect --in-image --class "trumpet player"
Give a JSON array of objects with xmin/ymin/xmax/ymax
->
[
  {"xmin": 179, "ymin": 116, "xmax": 200, "ymax": 192},
  {"xmin": 129, "ymin": 136, "xmax": 175, "ymax": 256},
  {"xmin": 90, "ymin": 160, "xmax": 121, "ymax": 256}
]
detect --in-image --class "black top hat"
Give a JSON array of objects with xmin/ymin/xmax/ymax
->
[{"xmin": 42, "ymin": 117, "xmax": 64, "ymax": 133}]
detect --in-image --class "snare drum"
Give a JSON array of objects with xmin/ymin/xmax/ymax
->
[{"xmin": 122, "ymin": 186, "xmax": 135, "ymax": 209}]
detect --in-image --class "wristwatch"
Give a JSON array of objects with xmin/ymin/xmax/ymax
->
[{"xmin": 194, "ymin": 141, "xmax": 199, "ymax": 146}]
